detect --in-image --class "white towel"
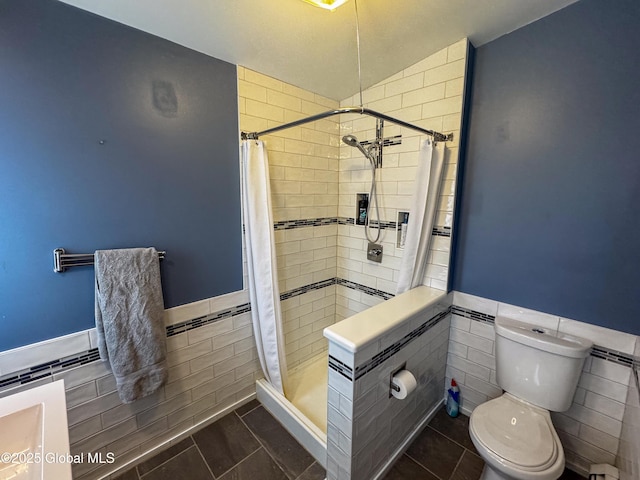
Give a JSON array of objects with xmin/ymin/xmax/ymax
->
[{"xmin": 95, "ymin": 247, "xmax": 167, "ymax": 403}]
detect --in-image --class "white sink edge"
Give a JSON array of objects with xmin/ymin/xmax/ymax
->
[{"xmin": 0, "ymin": 380, "xmax": 72, "ymax": 479}]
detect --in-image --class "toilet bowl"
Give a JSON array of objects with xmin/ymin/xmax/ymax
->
[
  {"xmin": 469, "ymin": 394, "xmax": 564, "ymax": 480},
  {"xmin": 468, "ymin": 317, "xmax": 592, "ymax": 480}
]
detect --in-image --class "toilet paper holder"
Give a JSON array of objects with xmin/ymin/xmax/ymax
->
[{"xmin": 389, "ymin": 362, "xmax": 406, "ymax": 398}]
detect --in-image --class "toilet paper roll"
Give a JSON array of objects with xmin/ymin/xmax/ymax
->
[{"xmin": 391, "ymin": 370, "xmax": 417, "ymax": 400}]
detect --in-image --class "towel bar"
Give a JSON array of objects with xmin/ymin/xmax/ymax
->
[{"xmin": 53, "ymin": 248, "xmax": 166, "ymax": 273}]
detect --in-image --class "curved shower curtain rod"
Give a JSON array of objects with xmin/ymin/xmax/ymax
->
[{"xmin": 240, "ymin": 106, "xmax": 454, "ymax": 143}]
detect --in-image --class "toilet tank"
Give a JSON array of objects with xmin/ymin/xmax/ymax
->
[{"xmin": 495, "ymin": 317, "xmax": 593, "ymax": 412}]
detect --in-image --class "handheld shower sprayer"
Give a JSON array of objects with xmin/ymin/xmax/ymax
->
[
  {"xmin": 342, "ymin": 135, "xmax": 375, "ymax": 165},
  {"xmin": 341, "ymin": 134, "xmax": 382, "ymax": 245}
]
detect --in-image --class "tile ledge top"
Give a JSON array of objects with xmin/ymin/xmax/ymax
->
[{"xmin": 323, "ymin": 285, "xmax": 446, "ymax": 353}]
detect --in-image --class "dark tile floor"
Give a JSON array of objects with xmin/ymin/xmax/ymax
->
[
  {"xmin": 113, "ymin": 400, "xmax": 324, "ymax": 480},
  {"xmin": 383, "ymin": 407, "xmax": 586, "ymax": 480},
  {"xmin": 114, "ymin": 400, "xmax": 586, "ymax": 480}
]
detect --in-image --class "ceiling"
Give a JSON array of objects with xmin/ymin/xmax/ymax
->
[{"xmin": 58, "ymin": 0, "xmax": 579, "ymax": 101}]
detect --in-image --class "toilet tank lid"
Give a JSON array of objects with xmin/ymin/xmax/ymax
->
[{"xmin": 495, "ymin": 317, "xmax": 593, "ymax": 358}]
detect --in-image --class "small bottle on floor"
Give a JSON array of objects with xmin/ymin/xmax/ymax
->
[{"xmin": 446, "ymin": 379, "xmax": 460, "ymax": 417}]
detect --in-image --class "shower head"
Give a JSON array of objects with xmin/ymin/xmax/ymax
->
[
  {"xmin": 342, "ymin": 134, "xmax": 375, "ymax": 165},
  {"xmin": 342, "ymin": 134, "xmax": 360, "ymax": 148}
]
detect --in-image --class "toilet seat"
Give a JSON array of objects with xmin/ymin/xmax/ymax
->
[{"xmin": 470, "ymin": 394, "xmax": 561, "ymax": 473}]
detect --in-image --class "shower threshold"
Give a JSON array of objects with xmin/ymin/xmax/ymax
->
[{"xmin": 256, "ymin": 353, "xmax": 328, "ymax": 467}]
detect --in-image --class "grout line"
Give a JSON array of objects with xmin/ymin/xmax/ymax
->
[
  {"xmin": 295, "ymin": 461, "xmax": 321, "ymax": 480},
  {"xmin": 404, "ymin": 451, "xmax": 444, "ymax": 480},
  {"xmin": 138, "ymin": 444, "xmax": 198, "ymax": 478},
  {"xmin": 427, "ymin": 416, "xmax": 474, "ymax": 453},
  {"xmin": 449, "ymin": 448, "xmax": 466, "ymax": 480},
  {"xmin": 403, "ymin": 424, "xmax": 473, "ymax": 480},
  {"xmin": 219, "ymin": 447, "xmax": 271, "ymax": 479},
  {"xmin": 197, "ymin": 409, "xmax": 263, "ymax": 479},
  {"xmin": 191, "ymin": 440, "xmax": 217, "ymax": 480},
  {"xmin": 236, "ymin": 408, "xmax": 289, "ymax": 478},
  {"xmin": 236, "ymin": 409, "xmax": 285, "ymax": 471},
  {"xmin": 236, "ymin": 400, "xmax": 261, "ymax": 418},
  {"xmin": 237, "ymin": 406, "xmax": 306, "ymax": 480}
]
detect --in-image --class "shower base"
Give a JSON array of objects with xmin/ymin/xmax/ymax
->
[
  {"xmin": 287, "ymin": 353, "xmax": 328, "ymax": 433},
  {"xmin": 256, "ymin": 352, "xmax": 328, "ymax": 467}
]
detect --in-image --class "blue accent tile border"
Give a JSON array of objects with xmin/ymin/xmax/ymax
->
[
  {"xmin": 353, "ymin": 307, "xmax": 450, "ymax": 381},
  {"xmin": 336, "ymin": 278, "xmax": 395, "ymax": 301},
  {"xmin": 337, "ymin": 217, "xmax": 355, "ymax": 226},
  {"xmin": 591, "ymin": 345, "xmax": 640, "ymax": 369},
  {"xmin": 166, "ymin": 303, "xmax": 251, "ymax": 337},
  {"xmin": 3, "ymin": 292, "xmax": 637, "ymax": 392},
  {"xmin": 433, "ymin": 226, "xmax": 452, "ymax": 237},
  {"xmin": 274, "ymin": 217, "xmax": 338, "ymax": 231},
  {"xmin": 340, "ymin": 217, "xmax": 451, "ymax": 237},
  {"xmin": 328, "ymin": 355, "xmax": 354, "ymax": 381},
  {"xmin": 272, "ymin": 216, "xmax": 451, "ymax": 237},
  {"xmin": 0, "ymin": 277, "xmax": 392, "ymax": 390},
  {"xmin": 452, "ymin": 305, "xmax": 639, "ymax": 370},
  {"xmin": 0, "ymin": 348, "xmax": 100, "ymax": 391},
  {"xmin": 328, "ymin": 306, "xmax": 453, "ymax": 384},
  {"xmin": 280, "ymin": 277, "xmax": 395, "ymax": 302},
  {"xmin": 279, "ymin": 278, "xmax": 337, "ymax": 301},
  {"xmin": 451, "ymin": 305, "xmax": 495, "ymax": 324}
]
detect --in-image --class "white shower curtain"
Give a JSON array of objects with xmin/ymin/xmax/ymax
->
[
  {"xmin": 396, "ymin": 139, "xmax": 446, "ymax": 295},
  {"xmin": 241, "ymin": 140, "xmax": 288, "ymax": 395}
]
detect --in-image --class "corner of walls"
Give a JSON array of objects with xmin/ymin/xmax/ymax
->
[
  {"xmin": 238, "ymin": 37, "xmax": 473, "ymax": 378},
  {"xmin": 336, "ymin": 38, "xmax": 470, "ymax": 317},
  {"xmin": 238, "ymin": 66, "xmax": 341, "ymax": 369},
  {"xmin": 448, "ymin": 41, "xmax": 475, "ymax": 293},
  {"xmin": 448, "ymin": 290, "xmax": 640, "ymax": 477}
]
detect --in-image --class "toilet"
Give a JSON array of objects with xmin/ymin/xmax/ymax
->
[{"xmin": 468, "ymin": 316, "xmax": 593, "ymax": 480}]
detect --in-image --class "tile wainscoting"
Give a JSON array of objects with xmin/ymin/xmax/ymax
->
[
  {"xmin": 448, "ymin": 291, "xmax": 639, "ymax": 477},
  {"xmin": 0, "ymin": 276, "xmax": 406, "ymax": 479},
  {"xmin": 2, "ymin": 284, "xmax": 636, "ymax": 478},
  {"xmin": 0, "ymin": 290, "xmax": 261, "ymax": 480}
]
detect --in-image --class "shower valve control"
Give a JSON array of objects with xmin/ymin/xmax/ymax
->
[{"xmin": 367, "ymin": 243, "xmax": 383, "ymax": 263}]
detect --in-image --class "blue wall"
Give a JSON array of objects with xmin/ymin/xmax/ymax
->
[
  {"xmin": 452, "ymin": 0, "xmax": 640, "ymax": 334},
  {"xmin": 0, "ymin": 0, "xmax": 242, "ymax": 350}
]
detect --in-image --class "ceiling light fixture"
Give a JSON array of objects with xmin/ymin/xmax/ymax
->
[{"xmin": 300, "ymin": 0, "xmax": 349, "ymax": 11}]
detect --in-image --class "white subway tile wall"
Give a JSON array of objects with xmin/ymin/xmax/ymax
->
[
  {"xmin": 326, "ymin": 302, "xmax": 451, "ymax": 480},
  {"xmin": 282, "ymin": 285, "xmax": 337, "ymax": 368},
  {"xmin": 240, "ymin": 66, "xmax": 340, "ymax": 367},
  {"xmin": 238, "ymin": 67, "xmax": 340, "ymax": 368},
  {"xmin": 240, "ymin": 38, "xmax": 470, "ymax": 367},
  {"xmin": 449, "ymin": 291, "xmax": 640, "ymax": 477},
  {"xmin": 0, "ymin": 307, "xmax": 261, "ymax": 480},
  {"xmin": 336, "ymin": 38, "xmax": 468, "ymax": 311},
  {"xmin": 239, "ymin": 66, "xmax": 341, "ymax": 224}
]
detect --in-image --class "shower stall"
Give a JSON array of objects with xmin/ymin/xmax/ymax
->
[{"xmin": 237, "ymin": 38, "xmax": 469, "ymax": 478}]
